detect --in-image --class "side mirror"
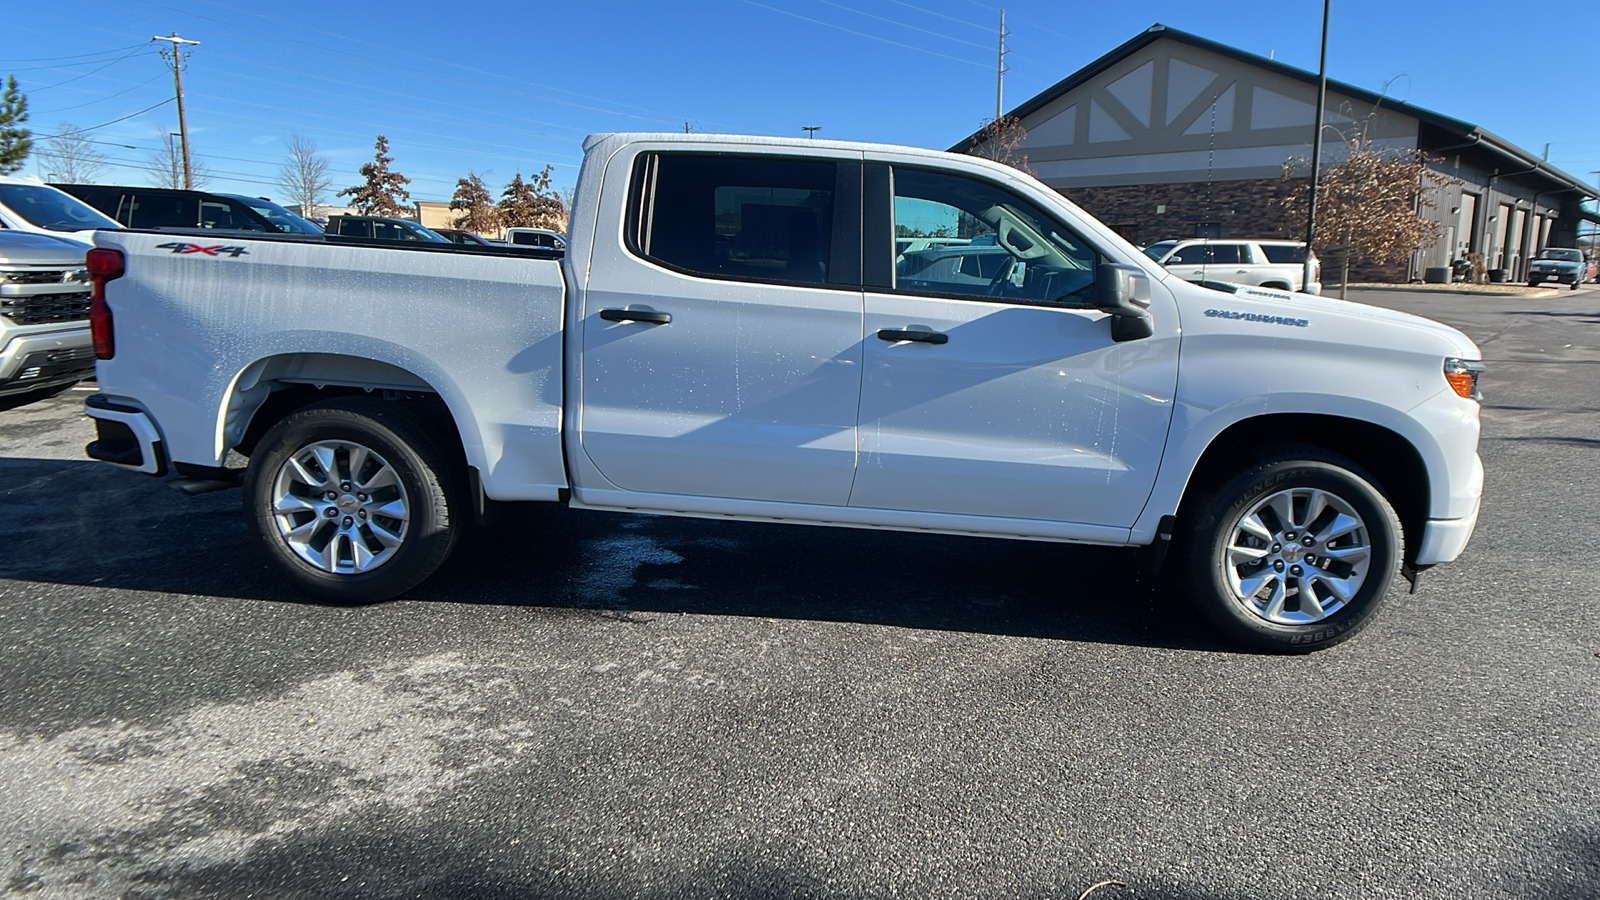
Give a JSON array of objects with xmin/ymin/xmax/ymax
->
[{"xmin": 1093, "ymin": 263, "xmax": 1154, "ymax": 342}]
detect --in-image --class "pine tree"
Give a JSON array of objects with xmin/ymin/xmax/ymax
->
[
  {"xmin": 449, "ymin": 172, "xmax": 500, "ymax": 234},
  {"xmin": 498, "ymin": 165, "xmax": 565, "ymax": 231},
  {"xmin": 0, "ymin": 75, "xmax": 33, "ymax": 175},
  {"xmin": 338, "ymin": 135, "xmax": 412, "ymax": 216}
]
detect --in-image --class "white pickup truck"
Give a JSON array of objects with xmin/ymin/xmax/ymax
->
[{"xmin": 80, "ymin": 133, "xmax": 1485, "ymax": 652}]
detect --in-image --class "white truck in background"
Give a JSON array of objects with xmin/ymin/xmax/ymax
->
[
  {"xmin": 80, "ymin": 133, "xmax": 1484, "ymax": 652},
  {"xmin": 1143, "ymin": 238, "xmax": 1322, "ymax": 294},
  {"xmin": 0, "ymin": 231, "xmax": 95, "ymax": 404}
]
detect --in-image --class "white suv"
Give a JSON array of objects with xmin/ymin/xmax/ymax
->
[{"xmin": 1144, "ymin": 238, "xmax": 1322, "ymax": 294}]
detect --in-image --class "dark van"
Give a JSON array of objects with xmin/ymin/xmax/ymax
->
[{"xmin": 51, "ymin": 185, "xmax": 322, "ymax": 235}]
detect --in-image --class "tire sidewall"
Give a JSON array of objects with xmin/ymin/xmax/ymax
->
[
  {"xmin": 244, "ymin": 400, "xmax": 460, "ymax": 601},
  {"xmin": 1183, "ymin": 457, "xmax": 1402, "ymax": 653}
]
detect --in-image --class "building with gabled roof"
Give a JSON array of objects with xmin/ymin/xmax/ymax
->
[{"xmin": 954, "ymin": 24, "xmax": 1598, "ymax": 283}]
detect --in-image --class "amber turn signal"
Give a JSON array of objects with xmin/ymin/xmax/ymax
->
[{"xmin": 1443, "ymin": 358, "xmax": 1484, "ymax": 400}]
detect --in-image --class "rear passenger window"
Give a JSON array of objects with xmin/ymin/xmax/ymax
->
[
  {"xmin": 1209, "ymin": 244, "xmax": 1243, "ymax": 264},
  {"xmin": 630, "ymin": 153, "xmax": 840, "ymax": 287},
  {"xmin": 1259, "ymin": 244, "xmax": 1307, "ymax": 264},
  {"xmin": 127, "ymin": 194, "xmax": 196, "ymax": 229}
]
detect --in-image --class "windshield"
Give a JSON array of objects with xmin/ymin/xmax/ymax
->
[
  {"xmin": 402, "ymin": 221, "xmax": 450, "ymax": 242},
  {"xmin": 1537, "ymin": 248, "xmax": 1582, "ymax": 262},
  {"xmin": 220, "ymin": 194, "xmax": 322, "ymax": 234},
  {"xmin": 1143, "ymin": 241, "xmax": 1176, "ymax": 261},
  {"xmin": 0, "ymin": 183, "xmax": 121, "ymax": 232}
]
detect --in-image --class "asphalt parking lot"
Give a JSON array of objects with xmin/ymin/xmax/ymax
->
[{"xmin": 1, "ymin": 285, "xmax": 1597, "ymax": 899}]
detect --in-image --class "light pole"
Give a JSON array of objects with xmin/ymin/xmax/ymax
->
[
  {"xmin": 802, "ymin": 126, "xmax": 820, "ymax": 139},
  {"xmin": 1305, "ymin": 0, "xmax": 1330, "ymax": 294},
  {"xmin": 153, "ymin": 33, "xmax": 200, "ymax": 190}
]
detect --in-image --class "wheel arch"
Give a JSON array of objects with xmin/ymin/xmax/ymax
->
[
  {"xmin": 221, "ymin": 353, "xmax": 473, "ymax": 473},
  {"xmin": 1176, "ymin": 413, "xmax": 1430, "ymax": 561}
]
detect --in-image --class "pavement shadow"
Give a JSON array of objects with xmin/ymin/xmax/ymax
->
[{"xmin": 0, "ymin": 455, "xmax": 1224, "ymax": 653}]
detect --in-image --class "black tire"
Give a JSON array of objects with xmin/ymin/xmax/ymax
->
[
  {"xmin": 1176, "ymin": 449, "xmax": 1403, "ymax": 653},
  {"xmin": 243, "ymin": 397, "xmax": 465, "ymax": 602},
  {"xmin": 1571, "ymin": 278, "xmax": 1580, "ymax": 291}
]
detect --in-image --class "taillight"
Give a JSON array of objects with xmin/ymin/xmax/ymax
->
[{"xmin": 86, "ymin": 248, "xmax": 124, "ymax": 360}]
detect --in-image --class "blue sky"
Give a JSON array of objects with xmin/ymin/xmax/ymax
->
[{"xmin": 7, "ymin": 0, "xmax": 1598, "ymax": 206}]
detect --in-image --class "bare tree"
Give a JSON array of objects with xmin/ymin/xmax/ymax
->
[
  {"xmin": 1281, "ymin": 130, "xmax": 1450, "ymax": 297},
  {"xmin": 449, "ymin": 171, "xmax": 500, "ymax": 234},
  {"xmin": 39, "ymin": 123, "xmax": 109, "ymax": 183},
  {"xmin": 276, "ymin": 133, "xmax": 332, "ymax": 216},
  {"xmin": 146, "ymin": 130, "xmax": 209, "ymax": 189},
  {"xmin": 338, "ymin": 135, "xmax": 411, "ymax": 216},
  {"xmin": 963, "ymin": 115, "xmax": 1033, "ymax": 175}
]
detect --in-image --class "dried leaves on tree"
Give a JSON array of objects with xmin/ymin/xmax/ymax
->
[
  {"xmin": 963, "ymin": 115, "xmax": 1033, "ymax": 175},
  {"xmin": 0, "ymin": 75, "xmax": 32, "ymax": 175},
  {"xmin": 1280, "ymin": 134, "xmax": 1449, "ymax": 284},
  {"xmin": 498, "ymin": 165, "xmax": 565, "ymax": 231},
  {"xmin": 338, "ymin": 135, "xmax": 412, "ymax": 217},
  {"xmin": 449, "ymin": 172, "xmax": 500, "ymax": 234}
]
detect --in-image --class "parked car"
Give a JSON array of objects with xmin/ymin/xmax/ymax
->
[
  {"xmin": 1526, "ymin": 247, "xmax": 1586, "ymax": 290},
  {"xmin": 216, "ymin": 194, "xmax": 323, "ymax": 234},
  {"xmin": 1144, "ymin": 238, "xmax": 1322, "ymax": 294},
  {"xmin": 433, "ymin": 229, "xmax": 495, "ymax": 246},
  {"xmin": 324, "ymin": 215, "xmax": 451, "ymax": 242},
  {"xmin": 0, "ymin": 230, "xmax": 95, "ymax": 405},
  {"xmin": 80, "ymin": 132, "xmax": 1485, "ymax": 653},
  {"xmin": 52, "ymin": 184, "xmax": 316, "ymax": 234},
  {"xmin": 0, "ymin": 175, "xmax": 122, "ymax": 239},
  {"xmin": 503, "ymin": 227, "xmax": 566, "ymax": 250}
]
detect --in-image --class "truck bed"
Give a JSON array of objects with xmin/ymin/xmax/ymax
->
[{"xmin": 90, "ymin": 229, "xmax": 570, "ymax": 501}]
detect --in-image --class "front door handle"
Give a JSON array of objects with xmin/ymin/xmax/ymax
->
[
  {"xmin": 600, "ymin": 308, "xmax": 671, "ymax": 325},
  {"xmin": 876, "ymin": 328, "xmax": 948, "ymax": 345}
]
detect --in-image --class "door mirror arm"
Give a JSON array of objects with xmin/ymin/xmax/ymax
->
[{"xmin": 1093, "ymin": 264, "xmax": 1154, "ymax": 342}]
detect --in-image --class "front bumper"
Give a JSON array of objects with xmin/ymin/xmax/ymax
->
[
  {"xmin": 0, "ymin": 326, "xmax": 94, "ymax": 398},
  {"xmin": 84, "ymin": 394, "xmax": 167, "ymax": 476},
  {"xmin": 1528, "ymin": 269, "xmax": 1578, "ymax": 284},
  {"xmin": 1415, "ymin": 505, "xmax": 1480, "ymax": 565}
]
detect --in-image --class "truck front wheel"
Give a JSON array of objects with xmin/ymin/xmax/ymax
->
[
  {"xmin": 1177, "ymin": 451, "xmax": 1403, "ymax": 652},
  {"xmin": 243, "ymin": 397, "xmax": 464, "ymax": 602}
]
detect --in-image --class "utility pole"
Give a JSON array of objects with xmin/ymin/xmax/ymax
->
[
  {"xmin": 802, "ymin": 126, "xmax": 820, "ymax": 139},
  {"xmin": 995, "ymin": 9, "xmax": 1010, "ymax": 122},
  {"xmin": 153, "ymin": 32, "xmax": 199, "ymax": 190},
  {"xmin": 1304, "ymin": 0, "xmax": 1330, "ymax": 294}
]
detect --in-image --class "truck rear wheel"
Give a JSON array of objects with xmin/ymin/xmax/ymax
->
[
  {"xmin": 1176, "ymin": 450, "xmax": 1403, "ymax": 652},
  {"xmin": 243, "ymin": 397, "xmax": 464, "ymax": 602}
]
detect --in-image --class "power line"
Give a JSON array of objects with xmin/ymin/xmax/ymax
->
[
  {"xmin": 129, "ymin": 0, "xmax": 722, "ymax": 129},
  {"xmin": 32, "ymin": 74, "xmax": 166, "ymax": 116},
  {"xmin": 0, "ymin": 43, "xmax": 148, "ymax": 63},
  {"xmin": 25, "ymin": 46, "xmax": 148, "ymax": 92},
  {"xmin": 812, "ymin": 0, "xmax": 993, "ymax": 52},
  {"xmin": 737, "ymin": 0, "xmax": 990, "ymax": 69},
  {"xmin": 882, "ymin": 0, "xmax": 989, "ymax": 33}
]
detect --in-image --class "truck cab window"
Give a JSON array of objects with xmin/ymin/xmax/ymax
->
[
  {"xmin": 631, "ymin": 154, "xmax": 838, "ymax": 287},
  {"xmin": 889, "ymin": 166, "xmax": 1098, "ymax": 306}
]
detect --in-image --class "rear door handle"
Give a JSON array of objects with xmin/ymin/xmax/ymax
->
[
  {"xmin": 600, "ymin": 308, "xmax": 671, "ymax": 325},
  {"xmin": 876, "ymin": 328, "xmax": 948, "ymax": 345}
]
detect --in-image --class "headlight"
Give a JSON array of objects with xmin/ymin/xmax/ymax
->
[{"xmin": 1444, "ymin": 358, "xmax": 1485, "ymax": 400}]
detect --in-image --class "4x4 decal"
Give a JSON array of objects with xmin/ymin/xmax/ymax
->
[{"xmin": 155, "ymin": 242, "xmax": 250, "ymax": 258}]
